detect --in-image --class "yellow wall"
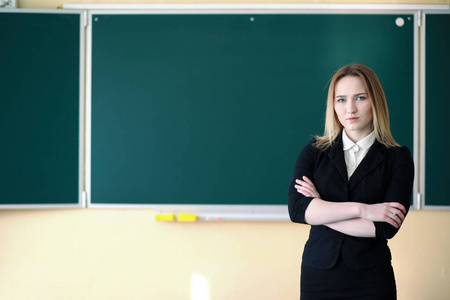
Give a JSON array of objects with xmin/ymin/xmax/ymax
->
[
  {"xmin": 0, "ymin": 209, "xmax": 449, "ymax": 299},
  {"xmin": 3, "ymin": 0, "xmax": 450, "ymax": 299}
]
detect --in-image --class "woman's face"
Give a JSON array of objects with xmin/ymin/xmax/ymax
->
[{"xmin": 333, "ymin": 75, "xmax": 373, "ymax": 142}]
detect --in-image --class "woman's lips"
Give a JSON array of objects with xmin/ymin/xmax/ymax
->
[{"xmin": 347, "ymin": 117, "xmax": 359, "ymax": 122}]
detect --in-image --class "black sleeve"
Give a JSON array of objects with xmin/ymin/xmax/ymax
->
[
  {"xmin": 288, "ymin": 140, "xmax": 318, "ymax": 224},
  {"xmin": 374, "ymin": 146, "xmax": 415, "ymax": 239}
]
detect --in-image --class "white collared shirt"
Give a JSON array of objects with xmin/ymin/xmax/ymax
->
[{"xmin": 343, "ymin": 130, "xmax": 376, "ymax": 179}]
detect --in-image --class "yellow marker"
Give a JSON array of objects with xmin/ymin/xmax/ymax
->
[
  {"xmin": 177, "ymin": 213, "xmax": 198, "ymax": 222},
  {"xmin": 155, "ymin": 213, "xmax": 175, "ymax": 222}
]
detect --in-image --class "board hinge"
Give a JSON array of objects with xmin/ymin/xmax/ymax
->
[
  {"xmin": 417, "ymin": 10, "xmax": 422, "ymax": 27},
  {"xmin": 82, "ymin": 191, "xmax": 88, "ymax": 208},
  {"xmin": 417, "ymin": 193, "xmax": 422, "ymax": 209},
  {"xmin": 83, "ymin": 10, "xmax": 88, "ymax": 27}
]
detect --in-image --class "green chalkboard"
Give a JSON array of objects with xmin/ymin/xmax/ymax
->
[
  {"xmin": 424, "ymin": 12, "xmax": 450, "ymax": 208},
  {"xmin": 0, "ymin": 11, "xmax": 83, "ymax": 207},
  {"xmin": 90, "ymin": 13, "xmax": 414, "ymax": 206}
]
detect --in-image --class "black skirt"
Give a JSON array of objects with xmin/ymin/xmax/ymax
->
[{"xmin": 300, "ymin": 254, "xmax": 397, "ymax": 300}]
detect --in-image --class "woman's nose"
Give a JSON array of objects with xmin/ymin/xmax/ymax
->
[{"xmin": 347, "ymin": 100, "xmax": 356, "ymax": 113}]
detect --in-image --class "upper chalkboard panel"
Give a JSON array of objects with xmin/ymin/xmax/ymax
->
[
  {"xmin": 424, "ymin": 12, "xmax": 450, "ymax": 208},
  {"xmin": 0, "ymin": 11, "xmax": 84, "ymax": 207},
  {"xmin": 89, "ymin": 13, "xmax": 415, "ymax": 207}
]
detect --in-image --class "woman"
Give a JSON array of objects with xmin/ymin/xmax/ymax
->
[{"xmin": 288, "ymin": 64, "xmax": 414, "ymax": 300}]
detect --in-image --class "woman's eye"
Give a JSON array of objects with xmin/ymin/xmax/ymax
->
[
  {"xmin": 337, "ymin": 98, "xmax": 345, "ymax": 103},
  {"xmin": 357, "ymin": 96, "xmax": 366, "ymax": 101}
]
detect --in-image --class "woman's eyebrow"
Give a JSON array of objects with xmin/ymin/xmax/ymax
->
[{"xmin": 335, "ymin": 92, "xmax": 368, "ymax": 99}]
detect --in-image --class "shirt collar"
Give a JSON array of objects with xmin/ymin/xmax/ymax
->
[{"xmin": 342, "ymin": 130, "xmax": 376, "ymax": 151}]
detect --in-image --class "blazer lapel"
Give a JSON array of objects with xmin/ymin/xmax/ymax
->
[
  {"xmin": 327, "ymin": 134, "xmax": 348, "ymax": 182},
  {"xmin": 348, "ymin": 141, "xmax": 386, "ymax": 191}
]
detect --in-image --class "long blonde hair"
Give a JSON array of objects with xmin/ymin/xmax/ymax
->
[{"xmin": 314, "ymin": 64, "xmax": 399, "ymax": 150}]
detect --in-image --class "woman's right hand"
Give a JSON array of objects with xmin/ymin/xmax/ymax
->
[{"xmin": 360, "ymin": 202, "xmax": 406, "ymax": 228}]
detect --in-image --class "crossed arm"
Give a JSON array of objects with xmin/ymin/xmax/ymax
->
[{"xmin": 294, "ymin": 176, "xmax": 406, "ymax": 238}]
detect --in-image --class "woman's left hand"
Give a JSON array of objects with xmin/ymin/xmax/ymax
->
[{"xmin": 294, "ymin": 176, "xmax": 321, "ymax": 199}]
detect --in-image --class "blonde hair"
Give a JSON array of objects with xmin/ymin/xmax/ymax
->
[{"xmin": 314, "ymin": 64, "xmax": 399, "ymax": 150}]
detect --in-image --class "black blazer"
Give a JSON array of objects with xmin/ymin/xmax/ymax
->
[{"xmin": 288, "ymin": 133, "xmax": 414, "ymax": 270}]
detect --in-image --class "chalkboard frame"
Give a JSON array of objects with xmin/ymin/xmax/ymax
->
[
  {"xmin": 0, "ymin": 9, "xmax": 86, "ymax": 209},
  {"xmin": 84, "ymin": 8, "xmax": 422, "ymax": 220}
]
